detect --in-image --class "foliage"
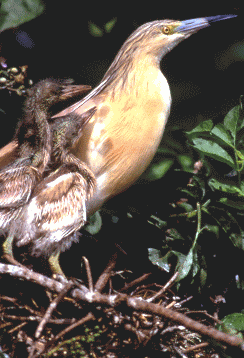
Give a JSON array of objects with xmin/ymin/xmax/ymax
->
[
  {"xmin": 88, "ymin": 18, "xmax": 117, "ymax": 37},
  {"xmin": 0, "ymin": 0, "xmax": 44, "ymax": 33},
  {"xmin": 46, "ymin": 325, "xmax": 103, "ymax": 357},
  {"xmin": 148, "ymin": 98, "xmax": 244, "ymax": 292},
  {"xmin": 144, "ymin": 129, "xmax": 195, "ymax": 180},
  {"xmin": 217, "ymin": 313, "xmax": 244, "ymax": 339}
]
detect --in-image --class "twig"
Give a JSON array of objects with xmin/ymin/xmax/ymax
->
[
  {"xmin": 82, "ymin": 256, "xmax": 94, "ymax": 292},
  {"xmin": 147, "ymin": 272, "xmax": 178, "ymax": 303},
  {"xmin": 8, "ymin": 321, "xmax": 27, "ymax": 334},
  {"xmin": 35, "ymin": 280, "xmax": 74, "ymax": 339},
  {"xmin": 3, "ymin": 314, "xmax": 76, "ymax": 324},
  {"xmin": 53, "ymin": 312, "xmax": 95, "ymax": 342},
  {"xmin": 160, "ymin": 325, "xmax": 184, "ymax": 335},
  {"xmin": 0, "ymin": 322, "xmax": 12, "ymax": 329},
  {"xmin": 176, "ymin": 296, "xmax": 193, "ymax": 307},
  {"xmin": 28, "ymin": 281, "xmax": 75, "ymax": 358},
  {"xmin": 23, "ymin": 305, "xmax": 42, "ymax": 317},
  {"xmin": 173, "ymin": 344, "xmax": 189, "ymax": 358},
  {"xmin": 0, "ymin": 295, "xmax": 17, "ymax": 304},
  {"xmin": 186, "ymin": 310, "xmax": 223, "ymax": 324},
  {"xmin": 95, "ymin": 253, "xmax": 117, "ymax": 292},
  {"xmin": 43, "ymin": 312, "xmax": 95, "ymax": 356},
  {"xmin": 3, "ymin": 315, "xmax": 39, "ymax": 321},
  {"xmin": 119, "ymin": 273, "xmax": 151, "ymax": 292},
  {"xmin": 182, "ymin": 342, "xmax": 209, "ymax": 353},
  {"xmin": 165, "ymin": 300, "xmax": 177, "ymax": 309}
]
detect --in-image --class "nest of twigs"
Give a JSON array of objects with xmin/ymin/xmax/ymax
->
[{"xmin": 0, "ymin": 253, "xmax": 242, "ymax": 358}]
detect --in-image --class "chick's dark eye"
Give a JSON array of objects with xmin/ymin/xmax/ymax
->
[{"xmin": 162, "ymin": 26, "xmax": 170, "ymax": 35}]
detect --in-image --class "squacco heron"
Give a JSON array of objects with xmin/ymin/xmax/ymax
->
[
  {"xmin": 0, "ymin": 15, "xmax": 236, "ymax": 275},
  {"xmin": 58, "ymin": 15, "xmax": 236, "ymax": 214}
]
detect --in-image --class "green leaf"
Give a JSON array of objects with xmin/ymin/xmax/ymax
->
[
  {"xmin": 157, "ymin": 147, "xmax": 176, "ymax": 156},
  {"xmin": 183, "ymin": 175, "xmax": 206, "ymax": 200},
  {"xmin": 217, "ymin": 313, "xmax": 244, "ymax": 336},
  {"xmin": 104, "ymin": 18, "xmax": 117, "ymax": 33},
  {"xmin": 166, "ymin": 228, "xmax": 185, "ymax": 241},
  {"xmin": 177, "ymin": 202, "xmax": 194, "ymax": 212},
  {"xmin": 199, "ymin": 268, "xmax": 207, "ymax": 287},
  {"xmin": 173, "ymin": 249, "xmax": 193, "ymax": 281},
  {"xmin": 186, "ymin": 119, "xmax": 213, "ymax": 136},
  {"xmin": 178, "ymin": 154, "xmax": 194, "ymax": 172},
  {"xmin": 148, "ymin": 215, "xmax": 167, "ymax": 229},
  {"xmin": 88, "ymin": 23, "xmax": 103, "ymax": 37},
  {"xmin": 84, "ymin": 211, "xmax": 102, "ymax": 235},
  {"xmin": 205, "ymin": 224, "xmax": 219, "ymax": 237},
  {"xmin": 211, "ymin": 123, "xmax": 234, "ymax": 147},
  {"xmin": 0, "ymin": 0, "xmax": 44, "ymax": 32},
  {"xmin": 192, "ymin": 249, "xmax": 200, "ymax": 277},
  {"xmin": 208, "ymin": 178, "xmax": 244, "ymax": 196},
  {"xmin": 219, "ymin": 197, "xmax": 244, "ymax": 210},
  {"xmin": 224, "ymin": 105, "xmax": 244, "ymax": 141},
  {"xmin": 240, "ymin": 181, "xmax": 244, "ymax": 192},
  {"xmin": 148, "ymin": 248, "xmax": 171, "ymax": 272},
  {"xmin": 191, "ymin": 138, "xmax": 235, "ymax": 168},
  {"xmin": 230, "ymin": 233, "xmax": 244, "ymax": 250},
  {"xmin": 146, "ymin": 159, "xmax": 174, "ymax": 180}
]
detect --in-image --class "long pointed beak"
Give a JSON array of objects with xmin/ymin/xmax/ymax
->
[{"xmin": 177, "ymin": 14, "xmax": 237, "ymax": 35}]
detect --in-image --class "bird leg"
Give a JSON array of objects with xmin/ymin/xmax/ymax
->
[
  {"xmin": 2, "ymin": 232, "xmax": 22, "ymax": 266},
  {"xmin": 48, "ymin": 250, "xmax": 65, "ymax": 277}
]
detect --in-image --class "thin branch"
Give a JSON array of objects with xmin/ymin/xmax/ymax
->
[
  {"xmin": 160, "ymin": 325, "xmax": 184, "ymax": 335},
  {"xmin": 182, "ymin": 342, "xmax": 209, "ymax": 353},
  {"xmin": 186, "ymin": 310, "xmax": 223, "ymax": 324},
  {"xmin": 28, "ymin": 281, "xmax": 75, "ymax": 358},
  {"xmin": 0, "ymin": 295, "xmax": 18, "ymax": 304},
  {"xmin": 35, "ymin": 280, "xmax": 74, "ymax": 339},
  {"xmin": 173, "ymin": 344, "xmax": 189, "ymax": 358},
  {"xmin": 82, "ymin": 256, "xmax": 94, "ymax": 292},
  {"xmin": 53, "ymin": 312, "xmax": 95, "ymax": 342},
  {"xmin": 176, "ymin": 296, "xmax": 193, "ymax": 307},
  {"xmin": 147, "ymin": 272, "xmax": 178, "ymax": 303},
  {"xmin": 43, "ymin": 312, "xmax": 95, "ymax": 356},
  {"xmin": 119, "ymin": 273, "xmax": 151, "ymax": 292},
  {"xmin": 8, "ymin": 322, "xmax": 27, "ymax": 334},
  {"xmin": 95, "ymin": 253, "xmax": 117, "ymax": 292},
  {"xmin": 3, "ymin": 314, "xmax": 76, "ymax": 325}
]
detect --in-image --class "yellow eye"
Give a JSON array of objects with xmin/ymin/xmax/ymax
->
[{"xmin": 162, "ymin": 26, "xmax": 171, "ymax": 35}]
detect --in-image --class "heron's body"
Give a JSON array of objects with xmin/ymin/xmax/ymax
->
[{"xmin": 72, "ymin": 66, "xmax": 171, "ymax": 213}]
